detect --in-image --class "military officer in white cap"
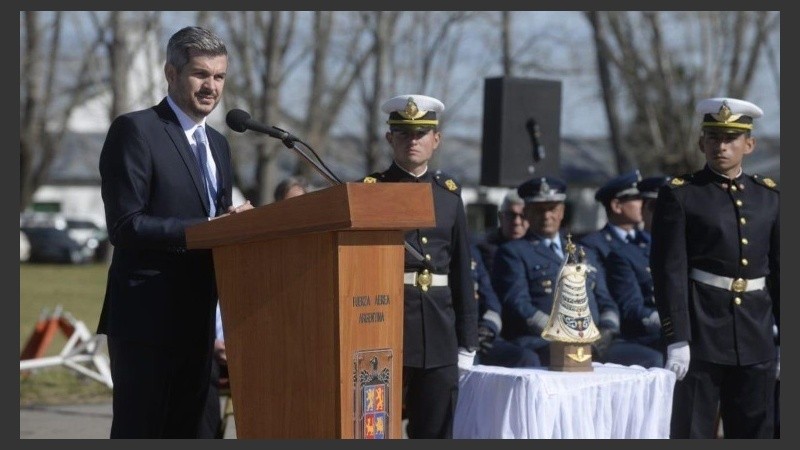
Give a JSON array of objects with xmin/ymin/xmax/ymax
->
[
  {"xmin": 362, "ymin": 94, "xmax": 477, "ymax": 439},
  {"xmin": 651, "ymin": 97, "xmax": 779, "ymax": 438}
]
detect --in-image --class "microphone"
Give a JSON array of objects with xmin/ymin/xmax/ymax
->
[
  {"xmin": 525, "ymin": 117, "xmax": 546, "ymax": 163},
  {"xmin": 225, "ymin": 109, "xmax": 299, "ymax": 142}
]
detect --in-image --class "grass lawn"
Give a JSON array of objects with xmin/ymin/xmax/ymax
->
[{"xmin": 19, "ymin": 263, "xmax": 112, "ymax": 406}]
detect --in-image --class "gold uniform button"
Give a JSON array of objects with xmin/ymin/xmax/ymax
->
[
  {"xmin": 735, "ymin": 199, "xmax": 743, "ymax": 207},
  {"xmin": 740, "ymin": 217, "xmax": 747, "ymax": 225},
  {"xmin": 741, "ymin": 238, "xmax": 749, "ymax": 245},
  {"xmin": 421, "ymin": 237, "xmax": 428, "ymax": 244},
  {"xmin": 731, "ymin": 185, "xmax": 738, "ymax": 192},
  {"xmin": 734, "ymin": 297, "xmax": 742, "ymax": 305},
  {"xmin": 425, "ymin": 254, "xmax": 431, "ymax": 261},
  {"xmin": 741, "ymin": 258, "xmax": 748, "ymax": 266}
]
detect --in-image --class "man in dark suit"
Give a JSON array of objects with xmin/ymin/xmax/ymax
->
[
  {"xmin": 651, "ymin": 97, "xmax": 779, "ymax": 438},
  {"xmin": 98, "ymin": 26, "xmax": 251, "ymax": 438},
  {"xmin": 362, "ymin": 94, "xmax": 477, "ymax": 438}
]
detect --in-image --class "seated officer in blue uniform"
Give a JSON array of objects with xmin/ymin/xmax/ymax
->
[
  {"xmin": 603, "ymin": 176, "xmax": 673, "ymax": 367},
  {"xmin": 469, "ymin": 244, "xmax": 540, "ymax": 367},
  {"xmin": 491, "ymin": 177, "xmax": 620, "ymax": 366},
  {"xmin": 362, "ymin": 94, "xmax": 477, "ymax": 439},
  {"xmin": 652, "ymin": 97, "xmax": 779, "ymax": 438},
  {"xmin": 578, "ymin": 171, "xmax": 663, "ymax": 368}
]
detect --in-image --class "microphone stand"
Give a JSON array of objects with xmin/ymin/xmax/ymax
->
[
  {"xmin": 277, "ymin": 137, "xmax": 341, "ymax": 186},
  {"xmin": 277, "ymin": 137, "xmax": 428, "ymax": 263}
]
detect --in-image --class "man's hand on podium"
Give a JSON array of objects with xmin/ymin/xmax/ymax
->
[{"xmin": 210, "ymin": 200, "xmax": 254, "ymax": 221}]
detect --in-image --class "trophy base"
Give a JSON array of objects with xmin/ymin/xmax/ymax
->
[{"xmin": 548, "ymin": 342, "xmax": 594, "ymax": 372}]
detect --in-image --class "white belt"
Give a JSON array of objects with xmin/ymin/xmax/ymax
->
[
  {"xmin": 404, "ymin": 270, "xmax": 448, "ymax": 291},
  {"xmin": 690, "ymin": 268, "xmax": 765, "ymax": 293}
]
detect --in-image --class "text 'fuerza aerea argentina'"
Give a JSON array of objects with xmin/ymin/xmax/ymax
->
[{"xmin": 353, "ymin": 294, "xmax": 390, "ymax": 323}]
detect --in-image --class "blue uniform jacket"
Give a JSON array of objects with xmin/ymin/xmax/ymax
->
[
  {"xmin": 491, "ymin": 235, "xmax": 618, "ymax": 350},
  {"xmin": 470, "ymin": 244, "xmax": 502, "ymax": 336},
  {"xmin": 606, "ymin": 232, "xmax": 661, "ymax": 345}
]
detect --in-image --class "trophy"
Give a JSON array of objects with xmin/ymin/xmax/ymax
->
[{"xmin": 541, "ymin": 234, "xmax": 600, "ymax": 372}]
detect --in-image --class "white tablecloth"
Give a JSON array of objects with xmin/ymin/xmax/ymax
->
[{"xmin": 454, "ymin": 362, "xmax": 676, "ymax": 439}]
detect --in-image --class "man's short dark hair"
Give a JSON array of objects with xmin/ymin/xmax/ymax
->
[{"xmin": 166, "ymin": 26, "xmax": 227, "ymax": 72}]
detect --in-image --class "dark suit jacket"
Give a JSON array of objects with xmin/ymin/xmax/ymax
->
[{"xmin": 97, "ymin": 98, "xmax": 234, "ymax": 348}]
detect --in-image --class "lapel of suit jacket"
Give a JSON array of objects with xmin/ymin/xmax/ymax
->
[{"xmin": 155, "ymin": 100, "xmax": 211, "ymax": 215}]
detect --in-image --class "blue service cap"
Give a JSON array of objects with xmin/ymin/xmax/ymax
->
[
  {"xmin": 595, "ymin": 170, "xmax": 642, "ymax": 204},
  {"xmin": 517, "ymin": 177, "xmax": 567, "ymax": 203},
  {"xmin": 637, "ymin": 175, "xmax": 672, "ymax": 199}
]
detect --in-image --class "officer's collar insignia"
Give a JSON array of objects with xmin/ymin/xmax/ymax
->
[
  {"xmin": 363, "ymin": 176, "xmax": 377, "ymax": 183},
  {"xmin": 762, "ymin": 177, "xmax": 777, "ymax": 188},
  {"xmin": 712, "ymin": 101, "xmax": 742, "ymax": 124},
  {"xmin": 445, "ymin": 179, "xmax": 458, "ymax": 191},
  {"xmin": 399, "ymin": 98, "xmax": 426, "ymax": 120},
  {"xmin": 670, "ymin": 177, "xmax": 685, "ymax": 186}
]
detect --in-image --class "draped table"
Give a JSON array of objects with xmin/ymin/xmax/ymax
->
[{"xmin": 454, "ymin": 362, "xmax": 676, "ymax": 439}]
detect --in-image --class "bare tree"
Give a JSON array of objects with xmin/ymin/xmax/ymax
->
[
  {"xmin": 20, "ymin": 11, "xmax": 107, "ymax": 212},
  {"xmin": 216, "ymin": 11, "xmax": 298, "ymax": 204},
  {"xmin": 585, "ymin": 11, "xmax": 779, "ymax": 176}
]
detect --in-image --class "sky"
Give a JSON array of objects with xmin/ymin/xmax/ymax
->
[{"xmin": 64, "ymin": 11, "xmax": 780, "ymax": 139}]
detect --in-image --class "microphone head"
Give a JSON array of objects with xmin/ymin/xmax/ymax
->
[{"xmin": 226, "ymin": 109, "xmax": 251, "ymax": 133}]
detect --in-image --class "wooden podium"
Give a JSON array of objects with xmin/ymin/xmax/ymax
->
[{"xmin": 186, "ymin": 182, "xmax": 435, "ymax": 439}]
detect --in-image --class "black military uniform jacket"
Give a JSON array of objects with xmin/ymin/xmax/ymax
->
[
  {"xmin": 650, "ymin": 165, "xmax": 779, "ymax": 365},
  {"xmin": 363, "ymin": 162, "xmax": 478, "ymax": 368}
]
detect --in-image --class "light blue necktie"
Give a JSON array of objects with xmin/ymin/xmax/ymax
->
[
  {"xmin": 549, "ymin": 240, "xmax": 564, "ymax": 260},
  {"xmin": 193, "ymin": 126, "xmax": 218, "ymax": 217}
]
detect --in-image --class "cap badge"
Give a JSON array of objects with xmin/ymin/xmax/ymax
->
[
  {"xmin": 712, "ymin": 101, "xmax": 742, "ymax": 124},
  {"xmin": 363, "ymin": 176, "xmax": 377, "ymax": 184},
  {"xmin": 540, "ymin": 178, "xmax": 550, "ymax": 194},
  {"xmin": 670, "ymin": 178, "xmax": 685, "ymax": 186},
  {"xmin": 399, "ymin": 98, "xmax": 426, "ymax": 120},
  {"xmin": 445, "ymin": 179, "xmax": 458, "ymax": 191}
]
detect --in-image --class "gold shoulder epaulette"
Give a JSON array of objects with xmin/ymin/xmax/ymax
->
[
  {"xmin": 752, "ymin": 174, "xmax": 779, "ymax": 191},
  {"xmin": 433, "ymin": 171, "xmax": 461, "ymax": 194},
  {"xmin": 668, "ymin": 173, "xmax": 693, "ymax": 188}
]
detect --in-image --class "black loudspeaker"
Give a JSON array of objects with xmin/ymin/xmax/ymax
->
[{"xmin": 480, "ymin": 77, "xmax": 562, "ymax": 187}]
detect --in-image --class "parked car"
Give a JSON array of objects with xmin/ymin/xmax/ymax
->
[
  {"xmin": 65, "ymin": 219, "xmax": 110, "ymax": 261},
  {"xmin": 21, "ymin": 226, "xmax": 95, "ymax": 264}
]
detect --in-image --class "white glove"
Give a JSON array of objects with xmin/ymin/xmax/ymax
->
[
  {"xmin": 642, "ymin": 310, "xmax": 661, "ymax": 333},
  {"xmin": 457, "ymin": 347, "xmax": 476, "ymax": 376},
  {"xmin": 665, "ymin": 341, "xmax": 690, "ymax": 381},
  {"xmin": 776, "ymin": 346, "xmax": 780, "ymax": 380}
]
